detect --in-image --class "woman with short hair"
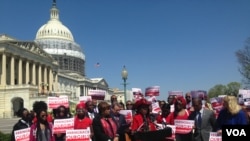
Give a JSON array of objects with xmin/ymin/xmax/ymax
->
[{"xmin": 92, "ymin": 101, "xmax": 119, "ymax": 141}]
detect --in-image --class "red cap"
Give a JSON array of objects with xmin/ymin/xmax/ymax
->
[
  {"xmin": 176, "ymin": 96, "xmax": 186, "ymax": 108},
  {"xmin": 134, "ymin": 98, "xmax": 151, "ymax": 109},
  {"xmin": 76, "ymin": 102, "xmax": 85, "ymax": 109}
]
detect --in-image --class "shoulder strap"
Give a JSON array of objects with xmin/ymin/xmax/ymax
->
[{"xmin": 185, "ymin": 109, "xmax": 189, "ymax": 116}]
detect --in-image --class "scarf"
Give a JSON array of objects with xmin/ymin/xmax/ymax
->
[{"xmin": 100, "ymin": 118, "xmax": 117, "ymax": 138}]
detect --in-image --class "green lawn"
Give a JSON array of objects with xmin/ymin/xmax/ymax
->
[{"xmin": 0, "ymin": 131, "xmax": 11, "ymax": 141}]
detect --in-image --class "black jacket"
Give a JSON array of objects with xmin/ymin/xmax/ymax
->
[{"xmin": 11, "ymin": 119, "xmax": 31, "ymax": 141}]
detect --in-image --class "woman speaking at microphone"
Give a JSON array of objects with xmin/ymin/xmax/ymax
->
[{"xmin": 130, "ymin": 98, "xmax": 157, "ymax": 141}]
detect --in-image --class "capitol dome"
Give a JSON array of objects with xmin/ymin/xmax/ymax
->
[{"xmin": 35, "ymin": 1, "xmax": 85, "ymax": 76}]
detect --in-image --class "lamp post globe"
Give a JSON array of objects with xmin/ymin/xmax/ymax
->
[{"xmin": 121, "ymin": 66, "xmax": 128, "ymax": 103}]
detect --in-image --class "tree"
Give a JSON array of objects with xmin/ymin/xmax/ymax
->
[
  {"xmin": 235, "ymin": 37, "xmax": 250, "ymax": 86},
  {"xmin": 208, "ymin": 84, "xmax": 227, "ymax": 98},
  {"xmin": 208, "ymin": 82, "xmax": 242, "ymax": 98},
  {"xmin": 225, "ymin": 82, "xmax": 241, "ymax": 96}
]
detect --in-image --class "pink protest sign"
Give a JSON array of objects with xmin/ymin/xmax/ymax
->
[
  {"xmin": 119, "ymin": 110, "xmax": 133, "ymax": 123},
  {"xmin": 66, "ymin": 129, "xmax": 91, "ymax": 141},
  {"xmin": 168, "ymin": 91, "xmax": 183, "ymax": 97},
  {"xmin": 174, "ymin": 119, "xmax": 194, "ymax": 134},
  {"xmin": 88, "ymin": 90, "xmax": 106, "ymax": 100},
  {"xmin": 53, "ymin": 118, "xmax": 74, "ymax": 133},
  {"xmin": 145, "ymin": 86, "xmax": 160, "ymax": 96},
  {"xmin": 48, "ymin": 96, "xmax": 69, "ymax": 109},
  {"xmin": 14, "ymin": 127, "xmax": 30, "ymax": 141}
]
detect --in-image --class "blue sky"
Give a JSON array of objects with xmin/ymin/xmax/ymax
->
[{"xmin": 1, "ymin": 0, "xmax": 250, "ymax": 100}]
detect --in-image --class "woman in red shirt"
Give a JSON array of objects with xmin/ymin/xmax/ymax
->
[
  {"xmin": 74, "ymin": 102, "xmax": 94, "ymax": 138},
  {"xmin": 130, "ymin": 98, "xmax": 157, "ymax": 141},
  {"xmin": 166, "ymin": 96, "xmax": 192, "ymax": 141}
]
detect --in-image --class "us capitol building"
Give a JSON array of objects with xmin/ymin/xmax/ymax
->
[{"xmin": 0, "ymin": 1, "xmax": 122, "ymax": 118}]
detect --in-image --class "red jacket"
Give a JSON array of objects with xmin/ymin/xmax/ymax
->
[
  {"xmin": 74, "ymin": 116, "xmax": 92, "ymax": 129},
  {"xmin": 131, "ymin": 114, "xmax": 157, "ymax": 132}
]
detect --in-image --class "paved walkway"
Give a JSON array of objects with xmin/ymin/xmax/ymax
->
[{"xmin": 0, "ymin": 118, "xmax": 19, "ymax": 134}]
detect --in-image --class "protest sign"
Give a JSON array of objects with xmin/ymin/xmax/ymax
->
[
  {"xmin": 48, "ymin": 96, "xmax": 69, "ymax": 109},
  {"xmin": 119, "ymin": 110, "xmax": 133, "ymax": 123},
  {"xmin": 88, "ymin": 90, "xmax": 105, "ymax": 100},
  {"xmin": 79, "ymin": 96, "xmax": 92, "ymax": 103},
  {"xmin": 145, "ymin": 86, "xmax": 160, "ymax": 96},
  {"xmin": 168, "ymin": 91, "xmax": 183, "ymax": 97},
  {"xmin": 238, "ymin": 89, "xmax": 250, "ymax": 106},
  {"xmin": 209, "ymin": 132, "xmax": 222, "ymax": 141},
  {"xmin": 174, "ymin": 120, "xmax": 194, "ymax": 134},
  {"xmin": 66, "ymin": 129, "xmax": 91, "ymax": 141},
  {"xmin": 14, "ymin": 127, "xmax": 30, "ymax": 141},
  {"xmin": 53, "ymin": 118, "xmax": 74, "ymax": 133}
]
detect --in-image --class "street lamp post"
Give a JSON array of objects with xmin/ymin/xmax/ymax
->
[{"xmin": 121, "ymin": 65, "xmax": 128, "ymax": 103}]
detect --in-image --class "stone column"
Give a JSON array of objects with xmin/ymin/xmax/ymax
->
[
  {"xmin": 18, "ymin": 58, "xmax": 22, "ymax": 85},
  {"xmin": 32, "ymin": 63, "xmax": 36, "ymax": 85},
  {"xmin": 25, "ymin": 61, "xmax": 29, "ymax": 84},
  {"xmin": 10, "ymin": 56, "xmax": 15, "ymax": 85},
  {"xmin": 49, "ymin": 69, "xmax": 53, "ymax": 91},
  {"xmin": 44, "ymin": 67, "xmax": 47, "ymax": 92},
  {"xmin": 38, "ymin": 65, "xmax": 42, "ymax": 86},
  {"xmin": 55, "ymin": 73, "xmax": 58, "ymax": 91},
  {"xmin": 1, "ymin": 53, "xmax": 6, "ymax": 85},
  {"xmin": 83, "ymin": 86, "xmax": 89, "ymax": 96}
]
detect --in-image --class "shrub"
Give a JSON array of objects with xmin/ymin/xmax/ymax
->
[{"xmin": 0, "ymin": 131, "xmax": 11, "ymax": 141}]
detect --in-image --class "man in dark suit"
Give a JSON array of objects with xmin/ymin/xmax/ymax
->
[
  {"xmin": 110, "ymin": 102, "xmax": 130, "ymax": 141},
  {"xmin": 86, "ymin": 100, "xmax": 98, "ymax": 120},
  {"xmin": 188, "ymin": 98, "xmax": 217, "ymax": 141}
]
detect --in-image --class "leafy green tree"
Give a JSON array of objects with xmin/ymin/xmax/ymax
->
[
  {"xmin": 235, "ymin": 38, "xmax": 250, "ymax": 86},
  {"xmin": 225, "ymin": 82, "xmax": 241, "ymax": 96},
  {"xmin": 208, "ymin": 84, "xmax": 227, "ymax": 98},
  {"xmin": 208, "ymin": 82, "xmax": 242, "ymax": 98}
]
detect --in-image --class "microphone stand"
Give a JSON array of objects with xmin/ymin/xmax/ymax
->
[{"xmin": 143, "ymin": 115, "xmax": 149, "ymax": 132}]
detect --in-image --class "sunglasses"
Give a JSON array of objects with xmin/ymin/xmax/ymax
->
[{"xmin": 126, "ymin": 103, "xmax": 132, "ymax": 106}]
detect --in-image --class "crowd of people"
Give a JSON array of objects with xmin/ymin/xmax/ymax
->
[{"xmin": 10, "ymin": 93, "xmax": 250, "ymax": 141}]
